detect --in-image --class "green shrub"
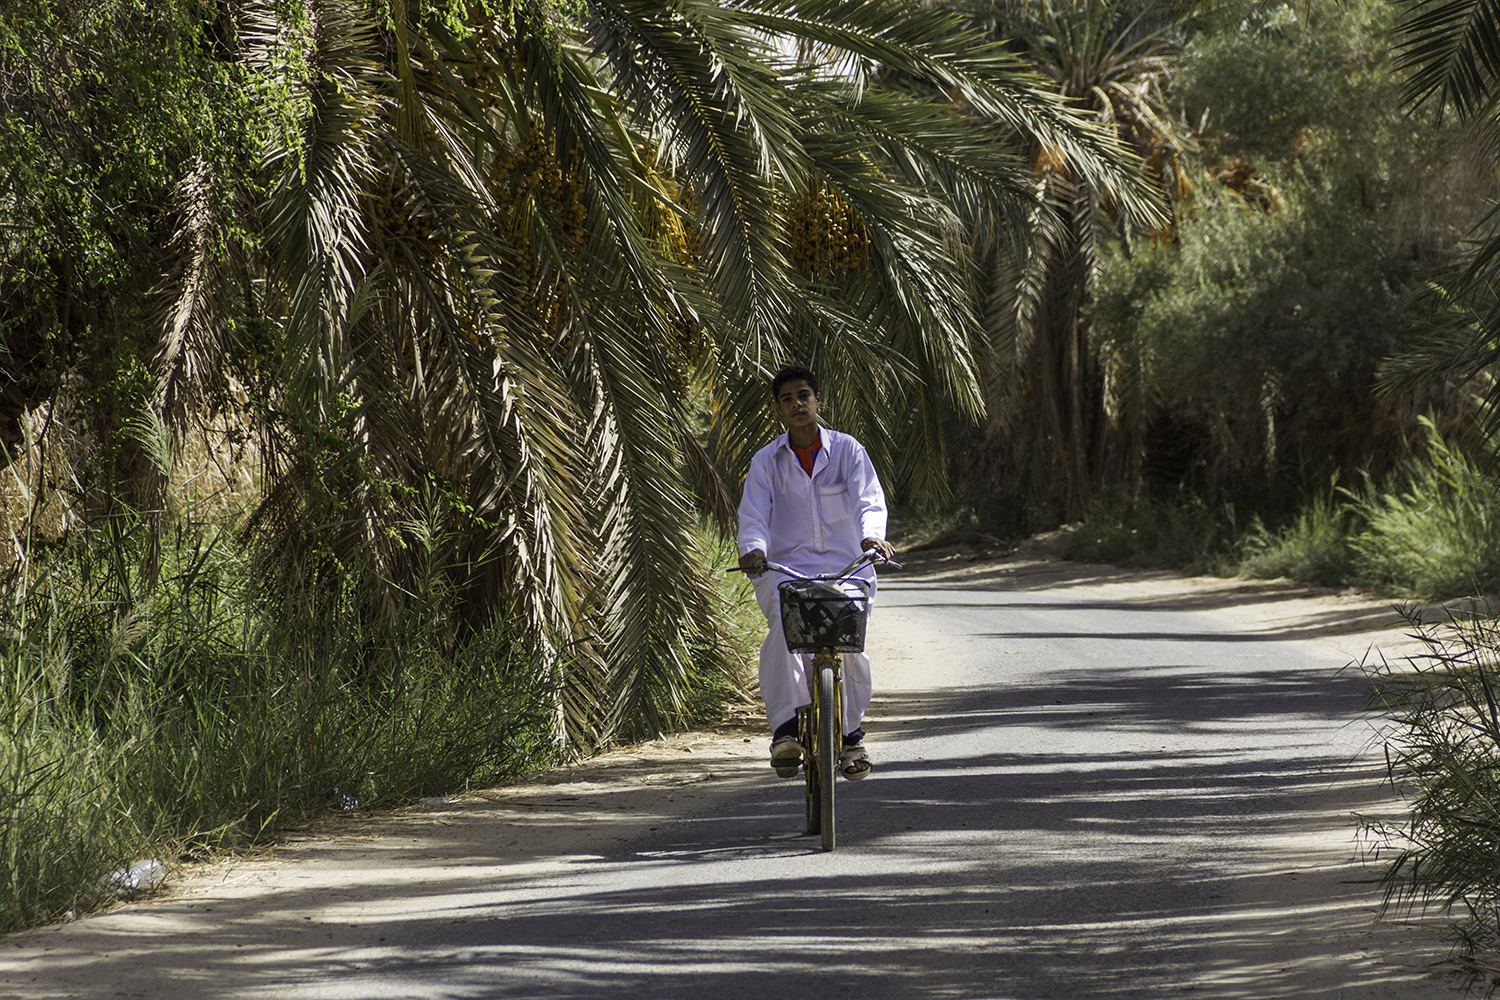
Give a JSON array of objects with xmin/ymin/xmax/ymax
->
[
  {"xmin": 1236, "ymin": 487, "xmax": 1358, "ymax": 586},
  {"xmin": 1347, "ymin": 418, "xmax": 1500, "ymax": 600}
]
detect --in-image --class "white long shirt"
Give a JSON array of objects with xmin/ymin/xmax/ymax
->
[{"xmin": 736, "ymin": 426, "xmax": 888, "ymax": 579}]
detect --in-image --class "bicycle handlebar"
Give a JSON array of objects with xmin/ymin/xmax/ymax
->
[{"xmin": 727, "ymin": 549, "xmax": 901, "ymax": 580}]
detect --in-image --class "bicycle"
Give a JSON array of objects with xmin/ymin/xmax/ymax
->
[{"xmin": 734, "ymin": 550, "xmax": 899, "ymax": 852}]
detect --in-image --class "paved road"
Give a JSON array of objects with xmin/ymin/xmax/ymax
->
[{"xmin": 0, "ymin": 572, "xmax": 1456, "ymax": 999}]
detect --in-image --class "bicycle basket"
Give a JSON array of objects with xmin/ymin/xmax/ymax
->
[{"xmin": 779, "ymin": 579, "xmax": 870, "ymax": 653}]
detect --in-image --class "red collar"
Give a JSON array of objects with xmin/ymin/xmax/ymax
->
[{"xmin": 790, "ymin": 435, "xmax": 821, "ymax": 475}]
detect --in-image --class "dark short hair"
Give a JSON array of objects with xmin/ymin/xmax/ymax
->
[{"xmin": 771, "ymin": 364, "xmax": 819, "ymax": 398}]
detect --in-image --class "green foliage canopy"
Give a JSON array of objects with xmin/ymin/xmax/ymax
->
[
  {"xmin": 1089, "ymin": 0, "xmax": 1492, "ymax": 500},
  {"xmin": 0, "ymin": 1, "xmax": 267, "ymax": 477}
]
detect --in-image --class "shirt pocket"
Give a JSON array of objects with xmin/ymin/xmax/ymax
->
[{"xmin": 817, "ymin": 483, "xmax": 854, "ymax": 524}]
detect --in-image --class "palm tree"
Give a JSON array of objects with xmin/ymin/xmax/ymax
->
[
  {"xmin": 1383, "ymin": 0, "xmax": 1500, "ymax": 441},
  {"xmin": 147, "ymin": 0, "xmax": 1160, "ymax": 745},
  {"xmin": 936, "ymin": 0, "xmax": 1190, "ymax": 522}
]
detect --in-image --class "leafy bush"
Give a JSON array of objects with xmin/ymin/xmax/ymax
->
[
  {"xmin": 1091, "ymin": 181, "xmax": 1420, "ymax": 499},
  {"xmin": 1088, "ymin": 0, "xmax": 1487, "ymax": 504},
  {"xmin": 1062, "ymin": 490, "xmax": 1240, "ymax": 572},
  {"xmin": 1347, "ymin": 419, "xmax": 1500, "ymax": 600}
]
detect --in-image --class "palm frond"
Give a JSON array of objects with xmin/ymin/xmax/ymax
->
[
  {"xmin": 256, "ymin": 0, "xmax": 386, "ymax": 411},
  {"xmin": 152, "ymin": 157, "xmax": 238, "ymax": 435},
  {"xmin": 584, "ymin": 0, "xmax": 799, "ymax": 347},
  {"xmin": 1396, "ymin": 0, "xmax": 1500, "ymax": 117},
  {"xmin": 749, "ymin": 0, "xmax": 1166, "ymax": 228}
]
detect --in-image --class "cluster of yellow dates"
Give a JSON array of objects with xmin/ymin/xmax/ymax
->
[
  {"xmin": 490, "ymin": 128, "xmax": 587, "ymax": 248},
  {"xmin": 786, "ymin": 178, "xmax": 869, "ymax": 280},
  {"xmin": 366, "ymin": 149, "xmax": 442, "ymax": 260}
]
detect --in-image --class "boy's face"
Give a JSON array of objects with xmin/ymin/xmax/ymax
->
[{"xmin": 775, "ymin": 380, "xmax": 820, "ymax": 431}]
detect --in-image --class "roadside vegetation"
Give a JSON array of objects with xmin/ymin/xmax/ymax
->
[
  {"xmin": 1, "ymin": 502, "xmax": 562, "ymax": 931},
  {"xmin": 1062, "ymin": 418, "xmax": 1500, "ymax": 600},
  {"xmin": 1362, "ymin": 614, "xmax": 1500, "ymax": 981},
  {"xmin": 1024, "ymin": 431, "xmax": 1500, "ymax": 592},
  {"xmin": 0, "ymin": 435, "xmax": 763, "ymax": 931}
]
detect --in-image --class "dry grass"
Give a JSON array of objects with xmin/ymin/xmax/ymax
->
[{"xmin": 0, "ymin": 399, "xmax": 263, "ymax": 560}]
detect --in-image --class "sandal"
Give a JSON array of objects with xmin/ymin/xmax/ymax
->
[
  {"xmin": 770, "ymin": 736, "xmax": 802, "ymax": 778},
  {"xmin": 841, "ymin": 745, "xmax": 871, "ymax": 781}
]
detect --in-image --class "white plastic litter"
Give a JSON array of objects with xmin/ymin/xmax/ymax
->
[{"xmin": 102, "ymin": 859, "xmax": 166, "ymax": 896}]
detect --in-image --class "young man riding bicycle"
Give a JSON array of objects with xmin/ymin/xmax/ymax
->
[{"xmin": 737, "ymin": 365, "xmax": 896, "ymax": 781}]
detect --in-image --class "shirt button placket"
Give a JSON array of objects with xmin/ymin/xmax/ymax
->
[{"xmin": 806, "ymin": 459, "xmax": 822, "ymax": 551}]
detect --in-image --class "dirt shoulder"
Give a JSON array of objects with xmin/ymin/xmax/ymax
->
[{"xmin": 0, "ymin": 541, "xmax": 1465, "ymax": 999}]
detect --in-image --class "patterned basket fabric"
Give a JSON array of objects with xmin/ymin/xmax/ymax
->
[{"xmin": 778, "ymin": 579, "xmax": 870, "ymax": 653}]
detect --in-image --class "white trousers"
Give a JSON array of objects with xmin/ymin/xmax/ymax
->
[{"xmin": 753, "ymin": 575, "xmax": 874, "ymax": 736}]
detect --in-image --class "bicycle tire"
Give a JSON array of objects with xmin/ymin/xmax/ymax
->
[
  {"xmin": 801, "ymin": 705, "xmax": 819, "ymax": 836},
  {"xmin": 817, "ymin": 660, "xmax": 838, "ymax": 851}
]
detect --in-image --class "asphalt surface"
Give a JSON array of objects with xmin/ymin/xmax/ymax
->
[
  {"xmin": 0, "ymin": 569, "xmax": 1461, "ymax": 999},
  {"xmin": 400, "ymin": 579, "xmax": 1437, "ymax": 1000}
]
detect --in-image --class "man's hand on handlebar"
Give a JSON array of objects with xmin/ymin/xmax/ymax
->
[
  {"xmin": 739, "ymin": 548, "xmax": 768, "ymax": 577},
  {"xmin": 861, "ymin": 537, "xmax": 896, "ymax": 562}
]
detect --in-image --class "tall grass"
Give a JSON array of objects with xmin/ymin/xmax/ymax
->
[
  {"xmin": 1065, "ymin": 419, "xmax": 1500, "ymax": 601},
  {"xmin": 1347, "ymin": 419, "xmax": 1500, "ymax": 599},
  {"xmin": 1063, "ymin": 489, "xmax": 1241, "ymax": 572},
  {"xmin": 1236, "ymin": 485, "xmax": 1357, "ymax": 586},
  {"xmin": 0, "ymin": 508, "xmax": 563, "ymax": 932},
  {"xmin": 1364, "ymin": 613, "xmax": 1500, "ymax": 972}
]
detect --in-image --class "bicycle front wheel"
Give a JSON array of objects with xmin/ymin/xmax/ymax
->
[
  {"xmin": 801, "ymin": 704, "xmax": 819, "ymax": 836},
  {"xmin": 816, "ymin": 660, "xmax": 838, "ymax": 851}
]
